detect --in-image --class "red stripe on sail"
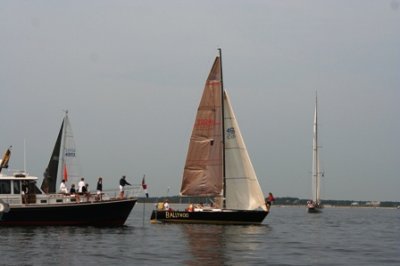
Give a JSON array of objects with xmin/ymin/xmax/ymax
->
[{"xmin": 63, "ymin": 164, "xmax": 68, "ymax": 181}]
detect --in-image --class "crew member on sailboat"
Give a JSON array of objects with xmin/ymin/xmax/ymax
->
[{"xmin": 265, "ymin": 192, "xmax": 275, "ymax": 211}]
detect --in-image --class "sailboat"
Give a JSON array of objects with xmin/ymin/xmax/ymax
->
[
  {"xmin": 150, "ymin": 50, "xmax": 268, "ymax": 224},
  {"xmin": 0, "ymin": 111, "xmax": 138, "ymax": 226},
  {"xmin": 307, "ymin": 93, "xmax": 323, "ymax": 213},
  {"xmin": 41, "ymin": 110, "xmax": 80, "ymax": 193}
]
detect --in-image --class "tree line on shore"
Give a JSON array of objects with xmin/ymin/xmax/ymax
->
[{"xmin": 137, "ymin": 196, "xmax": 400, "ymax": 208}]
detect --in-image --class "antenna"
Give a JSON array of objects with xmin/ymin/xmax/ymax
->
[{"xmin": 24, "ymin": 139, "xmax": 27, "ymax": 173}]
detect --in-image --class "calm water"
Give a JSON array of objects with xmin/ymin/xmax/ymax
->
[{"xmin": 0, "ymin": 204, "xmax": 399, "ymax": 266}]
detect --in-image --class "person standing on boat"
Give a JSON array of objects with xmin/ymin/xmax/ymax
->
[
  {"xmin": 82, "ymin": 183, "xmax": 88, "ymax": 194},
  {"xmin": 266, "ymin": 192, "xmax": 275, "ymax": 211},
  {"xmin": 21, "ymin": 181, "xmax": 29, "ymax": 204},
  {"xmin": 59, "ymin": 180, "xmax": 68, "ymax": 194},
  {"xmin": 119, "ymin": 175, "xmax": 131, "ymax": 199},
  {"xmin": 163, "ymin": 199, "xmax": 170, "ymax": 211},
  {"xmin": 83, "ymin": 183, "xmax": 91, "ymax": 201},
  {"xmin": 70, "ymin": 184, "xmax": 80, "ymax": 202},
  {"xmin": 78, "ymin": 178, "xmax": 85, "ymax": 194},
  {"xmin": 96, "ymin": 177, "xmax": 103, "ymax": 200}
]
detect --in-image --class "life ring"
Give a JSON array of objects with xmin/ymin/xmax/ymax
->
[{"xmin": 0, "ymin": 201, "xmax": 10, "ymax": 213}]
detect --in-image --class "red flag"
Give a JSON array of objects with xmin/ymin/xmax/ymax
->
[
  {"xmin": 142, "ymin": 175, "xmax": 147, "ymax": 190},
  {"xmin": 142, "ymin": 175, "xmax": 149, "ymax": 198},
  {"xmin": 63, "ymin": 164, "xmax": 68, "ymax": 181}
]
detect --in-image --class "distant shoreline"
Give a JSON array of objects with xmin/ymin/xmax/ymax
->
[
  {"xmin": 137, "ymin": 196, "xmax": 400, "ymax": 208},
  {"xmin": 273, "ymin": 205, "xmax": 400, "ymax": 209}
]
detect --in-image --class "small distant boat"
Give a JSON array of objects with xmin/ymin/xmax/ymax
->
[
  {"xmin": 307, "ymin": 93, "xmax": 323, "ymax": 213},
  {"xmin": 150, "ymin": 50, "xmax": 268, "ymax": 224},
  {"xmin": 0, "ymin": 112, "xmax": 138, "ymax": 226}
]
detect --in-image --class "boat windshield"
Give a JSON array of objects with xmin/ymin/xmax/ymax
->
[{"xmin": 0, "ymin": 180, "xmax": 11, "ymax": 194}]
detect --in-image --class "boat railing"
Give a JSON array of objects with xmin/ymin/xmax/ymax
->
[
  {"xmin": 1, "ymin": 185, "xmax": 142, "ymax": 205},
  {"xmin": 46, "ymin": 185, "xmax": 142, "ymax": 204},
  {"xmin": 101, "ymin": 185, "xmax": 142, "ymax": 199}
]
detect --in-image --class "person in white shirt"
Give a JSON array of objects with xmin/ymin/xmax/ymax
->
[
  {"xmin": 78, "ymin": 178, "xmax": 85, "ymax": 194},
  {"xmin": 163, "ymin": 200, "xmax": 170, "ymax": 211},
  {"xmin": 59, "ymin": 180, "xmax": 68, "ymax": 194}
]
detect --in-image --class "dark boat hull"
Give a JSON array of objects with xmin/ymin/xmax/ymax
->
[
  {"xmin": 150, "ymin": 209, "xmax": 268, "ymax": 225},
  {"xmin": 307, "ymin": 206, "xmax": 323, "ymax": 213},
  {"xmin": 0, "ymin": 198, "xmax": 137, "ymax": 226}
]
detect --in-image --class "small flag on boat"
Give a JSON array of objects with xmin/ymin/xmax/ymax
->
[
  {"xmin": 63, "ymin": 164, "xmax": 68, "ymax": 181},
  {"xmin": 0, "ymin": 146, "xmax": 12, "ymax": 173},
  {"xmin": 142, "ymin": 175, "xmax": 149, "ymax": 198}
]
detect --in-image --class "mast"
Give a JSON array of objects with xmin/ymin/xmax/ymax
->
[
  {"xmin": 218, "ymin": 48, "xmax": 226, "ymax": 208},
  {"xmin": 23, "ymin": 139, "xmax": 26, "ymax": 173},
  {"xmin": 313, "ymin": 92, "xmax": 319, "ymax": 204}
]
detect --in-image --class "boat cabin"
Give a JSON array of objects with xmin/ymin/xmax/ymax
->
[
  {"xmin": 0, "ymin": 172, "xmax": 43, "ymax": 205},
  {"xmin": 0, "ymin": 171, "xmax": 139, "ymax": 207}
]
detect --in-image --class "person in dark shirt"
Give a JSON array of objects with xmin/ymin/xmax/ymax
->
[
  {"xmin": 119, "ymin": 175, "xmax": 131, "ymax": 199},
  {"xmin": 96, "ymin": 177, "xmax": 103, "ymax": 201},
  {"xmin": 83, "ymin": 183, "xmax": 91, "ymax": 201},
  {"xmin": 82, "ymin": 184, "xmax": 87, "ymax": 193},
  {"xmin": 70, "ymin": 184, "xmax": 80, "ymax": 203}
]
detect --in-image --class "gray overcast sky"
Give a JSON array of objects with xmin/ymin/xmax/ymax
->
[{"xmin": 1, "ymin": 1, "xmax": 399, "ymax": 201}]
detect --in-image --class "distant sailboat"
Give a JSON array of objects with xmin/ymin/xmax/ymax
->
[
  {"xmin": 307, "ymin": 93, "xmax": 323, "ymax": 213},
  {"xmin": 151, "ymin": 49, "xmax": 268, "ymax": 224},
  {"xmin": 41, "ymin": 111, "xmax": 80, "ymax": 193}
]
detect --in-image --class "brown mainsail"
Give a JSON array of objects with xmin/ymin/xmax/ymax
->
[{"xmin": 180, "ymin": 57, "xmax": 223, "ymax": 196}]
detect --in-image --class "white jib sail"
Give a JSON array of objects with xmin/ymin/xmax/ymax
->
[
  {"xmin": 223, "ymin": 91, "xmax": 267, "ymax": 211},
  {"xmin": 59, "ymin": 114, "xmax": 82, "ymax": 187}
]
